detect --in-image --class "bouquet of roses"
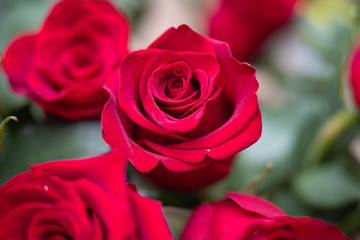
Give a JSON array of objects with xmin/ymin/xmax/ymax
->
[{"xmin": 0, "ymin": 0, "xmax": 359, "ymax": 239}]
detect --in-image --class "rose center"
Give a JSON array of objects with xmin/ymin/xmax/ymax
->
[
  {"xmin": 70, "ymin": 46, "xmax": 94, "ymax": 68},
  {"xmin": 60, "ymin": 43, "xmax": 102, "ymax": 80},
  {"xmin": 73, "ymin": 53, "xmax": 92, "ymax": 68},
  {"xmin": 165, "ymin": 77, "xmax": 184, "ymax": 97}
]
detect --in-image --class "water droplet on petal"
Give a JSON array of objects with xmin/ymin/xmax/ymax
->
[{"xmin": 44, "ymin": 185, "xmax": 49, "ymax": 191}]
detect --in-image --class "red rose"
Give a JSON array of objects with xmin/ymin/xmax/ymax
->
[
  {"xmin": 349, "ymin": 42, "xmax": 360, "ymax": 110},
  {"xmin": 1, "ymin": 0, "xmax": 129, "ymax": 120},
  {"xmin": 0, "ymin": 152, "xmax": 173, "ymax": 240},
  {"xmin": 209, "ymin": 0, "xmax": 297, "ymax": 61},
  {"xmin": 180, "ymin": 193, "xmax": 350, "ymax": 240},
  {"xmin": 101, "ymin": 25, "xmax": 261, "ymax": 190}
]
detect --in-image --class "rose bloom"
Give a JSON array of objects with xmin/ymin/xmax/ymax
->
[
  {"xmin": 0, "ymin": 152, "xmax": 173, "ymax": 239},
  {"xmin": 2, "ymin": 0, "xmax": 129, "ymax": 120},
  {"xmin": 101, "ymin": 25, "xmax": 261, "ymax": 190},
  {"xmin": 209, "ymin": 0, "xmax": 298, "ymax": 61},
  {"xmin": 349, "ymin": 41, "xmax": 360, "ymax": 110},
  {"xmin": 180, "ymin": 193, "xmax": 351, "ymax": 240}
]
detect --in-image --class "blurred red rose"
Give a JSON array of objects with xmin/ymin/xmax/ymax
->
[
  {"xmin": 180, "ymin": 193, "xmax": 350, "ymax": 240},
  {"xmin": 209, "ymin": 0, "xmax": 297, "ymax": 61},
  {"xmin": 1, "ymin": 0, "xmax": 129, "ymax": 120},
  {"xmin": 101, "ymin": 24, "xmax": 261, "ymax": 190},
  {"xmin": 0, "ymin": 152, "xmax": 173, "ymax": 240},
  {"xmin": 349, "ymin": 42, "xmax": 360, "ymax": 110}
]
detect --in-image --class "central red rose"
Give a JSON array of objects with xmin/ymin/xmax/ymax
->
[{"xmin": 102, "ymin": 25, "xmax": 261, "ymax": 190}]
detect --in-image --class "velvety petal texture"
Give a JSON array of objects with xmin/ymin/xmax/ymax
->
[
  {"xmin": 102, "ymin": 25, "xmax": 262, "ymax": 190},
  {"xmin": 208, "ymin": 0, "xmax": 298, "ymax": 61},
  {"xmin": 0, "ymin": 152, "xmax": 173, "ymax": 240},
  {"xmin": 180, "ymin": 193, "xmax": 351, "ymax": 240},
  {"xmin": 2, "ymin": 0, "xmax": 129, "ymax": 120}
]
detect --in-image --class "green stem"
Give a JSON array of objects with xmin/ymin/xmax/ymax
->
[
  {"xmin": 242, "ymin": 163, "xmax": 274, "ymax": 194},
  {"xmin": 304, "ymin": 109, "xmax": 359, "ymax": 167},
  {"xmin": 0, "ymin": 116, "xmax": 18, "ymax": 152},
  {"xmin": 339, "ymin": 202, "xmax": 360, "ymax": 236}
]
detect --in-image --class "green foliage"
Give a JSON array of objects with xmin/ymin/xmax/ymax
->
[
  {"xmin": 294, "ymin": 161, "xmax": 360, "ymax": 209},
  {"xmin": 0, "ymin": 119, "xmax": 109, "ymax": 185}
]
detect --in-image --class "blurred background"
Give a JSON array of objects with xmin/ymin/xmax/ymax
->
[{"xmin": 1, "ymin": 0, "xmax": 360, "ymax": 238}]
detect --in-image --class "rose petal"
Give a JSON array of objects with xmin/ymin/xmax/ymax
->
[
  {"xmin": 2, "ymin": 34, "xmax": 36, "ymax": 97},
  {"xmin": 127, "ymin": 188, "xmax": 173, "ymax": 240},
  {"xmin": 74, "ymin": 179, "xmax": 137, "ymax": 239},
  {"xmin": 102, "ymin": 92, "xmax": 135, "ymax": 154},
  {"xmin": 129, "ymin": 141, "xmax": 207, "ymax": 172},
  {"xmin": 118, "ymin": 49, "xmax": 190, "ymax": 141},
  {"xmin": 210, "ymin": 199, "xmax": 265, "ymax": 240},
  {"xmin": 32, "ymin": 151, "xmax": 126, "ymax": 199},
  {"xmin": 208, "ymin": 108, "xmax": 262, "ymax": 159},
  {"xmin": 141, "ymin": 140, "xmax": 208, "ymax": 164},
  {"xmin": 170, "ymin": 47, "xmax": 260, "ymax": 151},
  {"xmin": 180, "ymin": 204, "xmax": 213, "ymax": 240},
  {"xmin": 143, "ymin": 87, "xmax": 221, "ymax": 133},
  {"xmin": 149, "ymin": 25, "xmax": 216, "ymax": 57},
  {"xmin": 0, "ymin": 203, "xmax": 43, "ymax": 239},
  {"xmin": 350, "ymin": 43, "xmax": 360, "ymax": 108},
  {"xmin": 143, "ymin": 157, "xmax": 232, "ymax": 190},
  {"xmin": 226, "ymin": 193, "xmax": 286, "ymax": 219}
]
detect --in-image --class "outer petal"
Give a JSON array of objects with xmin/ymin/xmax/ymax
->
[
  {"xmin": 275, "ymin": 216, "xmax": 352, "ymax": 240},
  {"xmin": 74, "ymin": 178, "xmax": 137, "ymax": 240},
  {"xmin": 32, "ymin": 151, "xmax": 127, "ymax": 199},
  {"xmin": 210, "ymin": 199, "xmax": 266, "ymax": 240},
  {"xmin": 143, "ymin": 156, "xmax": 233, "ymax": 190},
  {"xmin": 127, "ymin": 188, "xmax": 173, "ymax": 240},
  {"xmin": 208, "ymin": 109, "xmax": 262, "ymax": 159},
  {"xmin": 2, "ymin": 34, "xmax": 36, "ymax": 96},
  {"xmin": 208, "ymin": 0, "xmax": 297, "ymax": 61},
  {"xmin": 350, "ymin": 43, "xmax": 360, "ymax": 108},
  {"xmin": 226, "ymin": 193, "xmax": 286, "ymax": 219},
  {"xmin": 149, "ymin": 25, "xmax": 216, "ymax": 57},
  {"xmin": 180, "ymin": 204, "xmax": 213, "ymax": 240},
  {"xmin": 0, "ymin": 204, "xmax": 44, "ymax": 239},
  {"xmin": 142, "ymin": 140, "xmax": 208, "ymax": 164},
  {"xmin": 102, "ymin": 71, "xmax": 134, "ymax": 154}
]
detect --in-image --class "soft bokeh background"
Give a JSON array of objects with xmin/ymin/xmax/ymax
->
[{"xmin": 1, "ymin": 0, "xmax": 360, "ymax": 239}]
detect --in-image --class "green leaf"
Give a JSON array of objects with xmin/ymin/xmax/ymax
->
[
  {"xmin": 0, "ymin": 116, "xmax": 18, "ymax": 152},
  {"xmin": 294, "ymin": 161, "xmax": 360, "ymax": 209},
  {"xmin": 0, "ymin": 120, "xmax": 109, "ymax": 184}
]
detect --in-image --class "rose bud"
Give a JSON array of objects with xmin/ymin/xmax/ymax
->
[
  {"xmin": 102, "ymin": 25, "xmax": 261, "ymax": 190},
  {"xmin": 208, "ymin": 0, "xmax": 298, "ymax": 61},
  {"xmin": 180, "ymin": 193, "xmax": 351, "ymax": 240},
  {"xmin": 0, "ymin": 152, "xmax": 173, "ymax": 239},
  {"xmin": 1, "ymin": 0, "xmax": 129, "ymax": 120}
]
